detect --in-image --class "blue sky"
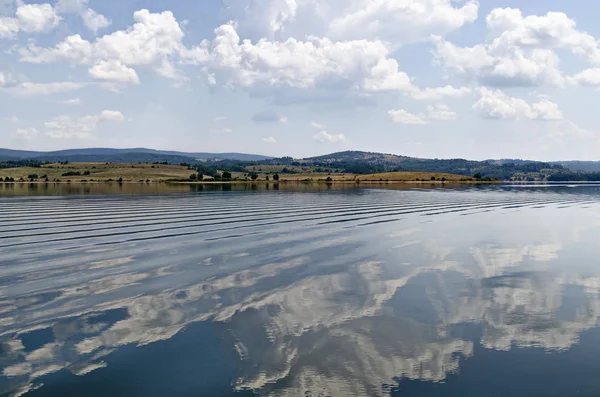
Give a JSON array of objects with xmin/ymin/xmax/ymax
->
[{"xmin": 1, "ymin": 0, "xmax": 600, "ymax": 160}]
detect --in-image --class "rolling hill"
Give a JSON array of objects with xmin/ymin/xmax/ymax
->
[{"xmin": 0, "ymin": 148, "xmax": 271, "ymax": 162}]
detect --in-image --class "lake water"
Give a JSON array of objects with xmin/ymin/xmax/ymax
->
[{"xmin": 1, "ymin": 184, "xmax": 600, "ymax": 396}]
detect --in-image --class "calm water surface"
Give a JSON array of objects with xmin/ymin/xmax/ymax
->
[{"xmin": 1, "ymin": 184, "xmax": 600, "ymax": 396}]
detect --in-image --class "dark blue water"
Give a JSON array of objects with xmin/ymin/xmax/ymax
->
[{"xmin": 1, "ymin": 185, "xmax": 600, "ymax": 396}]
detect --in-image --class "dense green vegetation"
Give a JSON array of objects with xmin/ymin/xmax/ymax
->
[{"xmin": 0, "ymin": 160, "xmax": 43, "ymax": 169}]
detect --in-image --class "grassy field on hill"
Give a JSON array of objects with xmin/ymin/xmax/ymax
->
[
  {"xmin": 0, "ymin": 163, "xmax": 194, "ymax": 182},
  {"xmin": 1, "ymin": 162, "xmax": 484, "ymax": 184}
]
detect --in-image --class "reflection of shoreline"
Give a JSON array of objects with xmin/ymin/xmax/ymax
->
[{"xmin": 1, "ymin": 192, "xmax": 600, "ymax": 397}]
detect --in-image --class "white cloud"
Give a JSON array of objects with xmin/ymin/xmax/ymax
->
[
  {"xmin": 14, "ymin": 127, "xmax": 38, "ymax": 141},
  {"xmin": 311, "ymin": 121, "xmax": 326, "ymax": 129},
  {"xmin": 485, "ymin": 8, "xmax": 600, "ymax": 62},
  {"xmin": 88, "ymin": 60, "xmax": 140, "ymax": 84},
  {"xmin": 45, "ymin": 110, "xmax": 124, "ymax": 139},
  {"xmin": 531, "ymin": 100, "xmax": 564, "ymax": 121},
  {"xmin": 4, "ymin": 116, "xmax": 19, "ymax": 123},
  {"xmin": 263, "ymin": 136, "xmax": 277, "ymax": 143},
  {"xmin": 0, "ymin": 72, "xmax": 5, "ymax": 87},
  {"xmin": 81, "ymin": 8, "xmax": 111, "ymax": 33},
  {"xmin": 99, "ymin": 110, "xmax": 125, "ymax": 122},
  {"xmin": 15, "ymin": 3, "xmax": 61, "ymax": 33},
  {"xmin": 56, "ymin": 0, "xmax": 111, "ymax": 33},
  {"xmin": 427, "ymin": 104, "xmax": 457, "ymax": 121},
  {"xmin": 411, "ymin": 85, "xmax": 472, "ymax": 101},
  {"xmin": 59, "ymin": 98, "xmax": 82, "ymax": 105},
  {"xmin": 313, "ymin": 130, "xmax": 346, "ymax": 143},
  {"xmin": 21, "ymin": 10, "xmax": 184, "ymax": 79},
  {"xmin": 362, "ymin": 58, "xmax": 414, "ymax": 92},
  {"xmin": 224, "ymin": 0, "xmax": 479, "ymax": 46},
  {"xmin": 433, "ymin": 37, "xmax": 564, "ymax": 88},
  {"xmin": 3, "ymin": 82, "xmax": 85, "ymax": 97},
  {"xmin": 0, "ymin": 16, "xmax": 19, "ymax": 38},
  {"xmin": 213, "ymin": 116, "xmax": 227, "ymax": 122},
  {"xmin": 567, "ymin": 68, "xmax": 600, "ymax": 87},
  {"xmin": 472, "ymin": 88, "xmax": 563, "ymax": 121},
  {"xmin": 431, "ymin": 7, "xmax": 600, "ymax": 88},
  {"xmin": 388, "ymin": 109, "xmax": 427, "ymax": 125},
  {"xmin": 327, "ymin": 0, "xmax": 479, "ymax": 44},
  {"xmin": 184, "ymin": 23, "xmax": 414, "ymax": 95}
]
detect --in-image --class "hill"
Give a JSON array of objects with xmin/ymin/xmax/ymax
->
[
  {"xmin": 552, "ymin": 161, "xmax": 600, "ymax": 173},
  {"xmin": 0, "ymin": 148, "xmax": 271, "ymax": 162},
  {"xmin": 300, "ymin": 151, "xmax": 563, "ymax": 180},
  {"xmin": 3, "ymin": 148, "xmax": 600, "ymax": 181}
]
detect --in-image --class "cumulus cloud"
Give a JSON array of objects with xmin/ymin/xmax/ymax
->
[
  {"xmin": 21, "ymin": 9, "xmax": 184, "ymax": 79},
  {"xmin": 223, "ymin": 0, "xmax": 479, "ymax": 46},
  {"xmin": 44, "ymin": 110, "xmax": 124, "ymax": 139},
  {"xmin": 99, "ymin": 110, "xmax": 125, "ymax": 122},
  {"xmin": 88, "ymin": 60, "xmax": 140, "ymax": 84},
  {"xmin": 472, "ymin": 88, "xmax": 563, "ymax": 121},
  {"xmin": 56, "ymin": 0, "xmax": 111, "ymax": 33},
  {"xmin": 327, "ymin": 0, "xmax": 478, "ymax": 44},
  {"xmin": 313, "ymin": 130, "xmax": 346, "ymax": 143},
  {"xmin": 0, "ymin": 16, "xmax": 19, "ymax": 38},
  {"xmin": 432, "ymin": 7, "xmax": 600, "ymax": 88},
  {"xmin": 14, "ymin": 127, "xmax": 38, "ymax": 141},
  {"xmin": 80, "ymin": 8, "xmax": 111, "ymax": 34},
  {"xmin": 252, "ymin": 110, "xmax": 288, "ymax": 123},
  {"xmin": 567, "ymin": 68, "xmax": 600, "ymax": 87},
  {"xmin": 18, "ymin": 7, "xmax": 423, "ymax": 99},
  {"xmin": 263, "ymin": 136, "xmax": 277, "ymax": 143},
  {"xmin": 310, "ymin": 121, "xmax": 326, "ymax": 129},
  {"xmin": 15, "ymin": 3, "xmax": 61, "ymax": 33},
  {"xmin": 182, "ymin": 23, "xmax": 415, "ymax": 96},
  {"xmin": 0, "ymin": 2, "xmax": 60, "ymax": 38},
  {"xmin": 388, "ymin": 109, "xmax": 427, "ymax": 125}
]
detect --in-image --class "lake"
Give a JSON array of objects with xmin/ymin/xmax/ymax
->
[{"xmin": 1, "ymin": 183, "xmax": 600, "ymax": 397}]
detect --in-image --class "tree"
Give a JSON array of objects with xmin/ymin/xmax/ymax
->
[
  {"xmin": 473, "ymin": 172, "xmax": 482, "ymax": 179},
  {"xmin": 189, "ymin": 174, "xmax": 198, "ymax": 181},
  {"xmin": 273, "ymin": 173, "xmax": 280, "ymax": 181},
  {"xmin": 198, "ymin": 173, "xmax": 204, "ymax": 181},
  {"xmin": 250, "ymin": 172, "xmax": 259, "ymax": 181},
  {"xmin": 222, "ymin": 171, "xmax": 232, "ymax": 180},
  {"xmin": 265, "ymin": 175, "xmax": 269, "ymax": 181},
  {"xmin": 118, "ymin": 177, "xmax": 123, "ymax": 183}
]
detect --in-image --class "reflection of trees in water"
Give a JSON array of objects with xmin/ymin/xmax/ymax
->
[{"xmin": 1, "ymin": 233, "xmax": 600, "ymax": 396}]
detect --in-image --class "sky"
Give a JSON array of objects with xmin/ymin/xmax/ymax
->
[{"xmin": 1, "ymin": 0, "xmax": 600, "ymax": 160}]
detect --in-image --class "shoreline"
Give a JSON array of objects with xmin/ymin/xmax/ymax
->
[{"xmin": 1, "ymin": 180, "xmax": 501, "ymax": 185}]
